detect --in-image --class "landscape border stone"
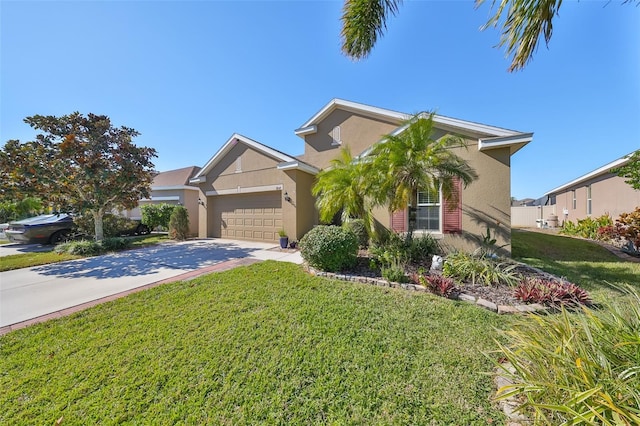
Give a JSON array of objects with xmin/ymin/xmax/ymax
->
[{"xmin": 305, "ymin": 265, "xmax": 549, "ymax": 315}]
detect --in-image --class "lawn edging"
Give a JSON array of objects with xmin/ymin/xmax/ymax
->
[{"xmin": 305, "ymin": 265, "xmax": 548, "ymax": 315}]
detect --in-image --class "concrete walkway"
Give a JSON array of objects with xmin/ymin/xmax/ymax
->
[{"xmin": 0, "ymin": 239, "xmax": 302, "ymax": 334}]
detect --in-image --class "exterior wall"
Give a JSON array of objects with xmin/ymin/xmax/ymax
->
[
  {"xmin": 301, "ymin": 110, "xmax": 399, "ymax": 169},
  {"xmin": 197, "ymin": 142, "xmax": 316, "ymax": 242},
  {"xmin": 551, "ymin": 174, "xmax": 639, "ymax": 223},
  {"xmin": 366, "ymin": 139, "xmax": 514, "ymax": 255},
  {"xmin": 511, "ymin": 205, "xmax": 557, "ymax": 228}
]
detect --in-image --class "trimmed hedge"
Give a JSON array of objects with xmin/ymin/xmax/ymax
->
[{"xmin": 300, "ymin": 225, "xmax": 358, "ymax": 272}]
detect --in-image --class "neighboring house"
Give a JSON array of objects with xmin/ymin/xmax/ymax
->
[
  {"xmin": 191, "ymin": 99, "xmax": 533, "ymax": 255},
  {"xmin": 125, "ymin": 166, "xmax": 201, "ymax": 236},
  {"xmin": 544, "ymin": 152, "xmax": 640, "ymax": 224}
]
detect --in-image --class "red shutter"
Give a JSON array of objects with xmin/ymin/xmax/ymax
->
[
  {"xmin": 391, "ymin": 209, "xmax": 407, "ymax": 232},
  {"xmin": 443, "ymin": 178, "xmax": 462, "ymax": 234}
]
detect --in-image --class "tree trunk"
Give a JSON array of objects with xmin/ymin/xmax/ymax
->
[{"xmin": 92, "ymin": 209, "xmax": 105, "ymax": 241}]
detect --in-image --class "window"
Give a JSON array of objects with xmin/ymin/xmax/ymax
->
[
  {"xmin": 416, "ymin": 188, "xmax": 440, "ymax": 231},
  {"xmin": 571, "ymin": 190, "xmax": 576, "ymax": 209},
  {"xmin": 235, "ymin": 156, "xmax": 242, "ymax": 173},
  {"xmin": 586, "ymin": 185, "xmax": 592, "ymax": 215},
  {"xmin": 331, "ymin": 126, "xmax": 341, "ymax": 145}
]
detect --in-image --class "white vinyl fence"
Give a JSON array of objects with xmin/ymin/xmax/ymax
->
[{"xmin": 511, "ymin": 205, "xmax": 558, "ymax": 228}]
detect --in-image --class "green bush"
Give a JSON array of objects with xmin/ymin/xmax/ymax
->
[
  {"xmin": 343, "ymin": 219, "xmax": 369, "ymax": 248},
  {"xmin": 560, "ymin": 214, "xmax": 613, "ymax": 240},
  {"xmin": 74, "ymin": 213, "xmax": 135, "ymax": 238},
  {"xmin": 495, "ymin": 286, "xmax": 640, "ymax": 424},
  {"xmin": 141, "ymin": 203, "xmax": 177, "ymax": 231},
  {"xmin": 406, "ymin": 234, "xmax": 440, "ymax": 264},
  {"xmin": 299, "ymin": 225, "xmax": 358, "ymax": 272},
  {"xmin": 169, "ymin": 206, "xmax": 190, "ymax": 240},
  {"xmin": 370, "ymin": 232, "xmax": 440, "ymax": 271},
  {"xmin": 381, "ymin": 263, "xmax": 409, "ymax": 283},
  {"xmin": 54, "ymin": 240, "xmax": 103, "ymax": 256},
  {"xmin": 101, "ymin": 237, "xmax": 132, "ymax": 251},
  {"xmin": 442, "ymin": 251, "xmax": 520, "ymax": 286}
]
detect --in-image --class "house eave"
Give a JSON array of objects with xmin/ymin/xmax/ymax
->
[
  {"xmin": 151, "ymin": 185, "xmax": 200, "ymax": 191},
  {"xmin": 478, "ymin": 133, "xmax": 534, "ymax": 155},
  {"xmin": 544, "ymin": 156, "xmax": 631, "ymax": 196},
  {"xmin": 277, "ymin": 161, "xmax": 319, "ymax": 175},
  {"xmin": 294, "ymin": 125, "xmax": 317, "ymax": 137}
]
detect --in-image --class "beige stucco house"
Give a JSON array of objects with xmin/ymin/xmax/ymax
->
[
  {"xmin": 544, "ymin": 152, "xmax": 639, "ymax": 223},
  {"xmin": 191, "ymin": 99, "xmax": 533, "ymax": 255},
  {"xmin": 125, "ymin": 166, "xmax": 201, "ymax": 236}
]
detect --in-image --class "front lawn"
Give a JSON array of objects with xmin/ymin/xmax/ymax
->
[
  {"xmin": 0, "ymin": 261, "xmax": 510, "ymax": 424},
  {"xmin": 512, "ymin": 230, "xmax": 640, "ymax": 299}
]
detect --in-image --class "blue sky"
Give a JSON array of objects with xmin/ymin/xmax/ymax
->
[{"xmin": 1, "ymin": 0, "xmax": 638, "ymax": 200}]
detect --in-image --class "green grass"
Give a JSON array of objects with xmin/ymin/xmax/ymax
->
[
  {"xmin": 0, "ymin": 234, "xmax": 169, "ymax": 272},
  {"xmin": 0, "ymin": 261, "xmax": 511, "ymax": 425},
  {"xmin": 0, "ymin": 239, "xmax": 10, "ymax": 245},
  {"xmin": 512, "ymin": 230, "xmax": 640, "ymax": 299}
]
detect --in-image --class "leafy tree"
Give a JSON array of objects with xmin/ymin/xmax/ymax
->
[
  {"xmin": 168, "ymin": 206, "xmax": 190, "ymax": 240},
  {"xmin": 312, "ymin": 147, "xmax": 371, "ymax": 227},
  {"xmin": 363, "ymin": 113, "xmax": 477, "ymax": 233},
  {"xmin": 0, "ymin": 197, "xmax": 43, "ymax": 223},
  {"xmin": 1, "ymin": 113, "xmax": 157, "ymax": 241},
  {"xmin": 612, "ymin": 149, "xmax": 640, "ymax": 190},
  {"xmin": 341, "ymin": 0, "xmax": 637, "ymax": 71},
  {"xmin": 140, "ymin": 203, "xmax": 177, "ymax": 231}
]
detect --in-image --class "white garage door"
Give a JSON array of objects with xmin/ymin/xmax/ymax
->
[{"xmin": 213, "ymin": 192, "xmax": 283, "ymax": 243}]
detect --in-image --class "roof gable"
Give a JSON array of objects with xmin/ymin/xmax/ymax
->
[
  {"xmin": 296, "ymin": 99, "xmax": 533, "ymax": 156},
  {"xmin": 193, "ymin": 133, "xmax": 318, "ymax": 180},
  {"xmin": 152, "ymin": 166, "xmax": 201, "ymax": 187}
]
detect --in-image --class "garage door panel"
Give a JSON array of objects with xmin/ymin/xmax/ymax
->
[{"xmin": 212, "ymin": 192, "xmax": 282, "ymax": 243}]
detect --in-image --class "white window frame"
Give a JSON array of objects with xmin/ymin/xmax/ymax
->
[
  {"xmin": 415, "ymin": 187, "xmax": 442, "ymax": 234},
  {"xmin": 235, "ymin": 156, "xmax": 242, "ymax": 173},
  {"xmin": 571, "ymin": 190, "xmax": 576, "ymax": 210},
  {"xmin": 586, "ymin": 184, "xmax": 592, "ymax": 215}
]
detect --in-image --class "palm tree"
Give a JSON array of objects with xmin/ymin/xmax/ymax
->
[
  {"xmin": 312, "ymin": 147, "xmax": 371, "ymax": 226},
  {"xmin": 340, "ymin": 0, "xmax": 629, "ymax": 71},
  {"xmin": 362, "ymin": 113, "xmax": 477, "ymax": 233}
]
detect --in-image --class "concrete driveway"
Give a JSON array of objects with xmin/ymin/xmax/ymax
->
[{"xmin": 0, "ymin": 239, "xmax": 302, "ymax": 329}]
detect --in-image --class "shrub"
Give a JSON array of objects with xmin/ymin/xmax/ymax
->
[
  {"xmin": 513, "ymin": 278, "xmax": 591, "ymax": 308},
  {"xmin": 74, "ymin": 213, "xmax": 136, "ymax": 238},
  {"xmin": 101, "ymin": 237, "xmax": 132, "ymax": 251},
  {"xmin": 55, "ymin": 240, "xmax": 103, "ymax": 256},
  {"xmin": 343, "ymin": 219, "xmax": 368, "ymax": 248},
  {"xmin": 419, "ymin": 274, "xmax": 459, "ymax": 298},
  {"xmin": 442, "ymin": 251, "xmax": 520, "ymax": 286},
  {"xmin": 616, "ymin": 207, "xmax": 640, "ymax": 254},
  {"xmin": 169, "ymin": 206, "xmax": 190, "ymax": 240},
  {"xmin": 299, "ymin": 225, "xmax": 358, "ymax": 272},
  {"xmin": 140, "ymin": 203, "xmax": 177, "ymax": 231},
  {"xmin": 381, "ymin": 260, "xmax": 408, "ymax": 283},
  {"xmin": 495, "ymin": 286, "xmax": 640, "ymax": 424},
  {"xmin": 560, "ymin": 214, "xmax": 613, "ymax": 240},
  {"xmin": 406, "ymin": 234, "xmax": 440, "ymax": 265}
]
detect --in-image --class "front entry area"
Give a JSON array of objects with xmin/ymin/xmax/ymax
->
[{"xmin": 211, "ymin": 191, "xmax": 283, "ymax": 243}]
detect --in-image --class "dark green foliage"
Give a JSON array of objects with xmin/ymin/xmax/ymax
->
[
  {"xmin": 101, "ymin": 237, "xmax": 132, "ymax": 251},
  {"xmin": 140, "ymin": 203, "xmax": 177, "ymax": 230},
  {"xmin": 513, "ymin": 278, "xmax": 591, "ymax": 307},
  {"xmin": 74, "ymin": 213, "xmax": 136, "ymax": 238},
  {"xmin": 54, "ymin": 240, "xmax": 102, "ymax": 256},
  {"xmin": 300, "ymin": 225, "xmax": 358, "ymax": 272},
  {"xmin": 168, "ymin": 206, "xmax": 189, "ymax": 240},
  {"xmin": 381, "ymin": 264, "xmax": 408, "ymax": 283},
  {"xmin": 611, "ymin": 149, "xmax": 640, "ymax": 190},
  {"xmin": 343, "ymin": 218, "xmax": 368, "ymax": 248},
  {"xmin": 370, "ymin": 232, "xmax": 440, "ymax": 271}
]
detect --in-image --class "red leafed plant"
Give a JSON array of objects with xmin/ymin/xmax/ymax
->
[
  {"xmin": 514, "ymin": 278, "xmax": 592, "ymax": 308},
  {"xmin": 419, "ymin": 274, "xmax": 459, "ymax": 298}
]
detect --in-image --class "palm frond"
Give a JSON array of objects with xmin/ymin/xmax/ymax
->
[{"xmin": 341, "ymin": 0, "xmax": 403, "ymax": 59}]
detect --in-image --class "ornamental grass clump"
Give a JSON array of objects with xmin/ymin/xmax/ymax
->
[
  {"xmin": 299, "ymin": 225, "xmax": 358, "ymax": 272},
  {"xmin": 442, "ymin": 251, "xmax": 520, "ymax": 286},
  {"xmin": 514, "ymin": 277, "xmax": 591, "ymax": 308},
  {"xmin": 495, "ymin": 286, "xmax": 640, "ymax": 425}
]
